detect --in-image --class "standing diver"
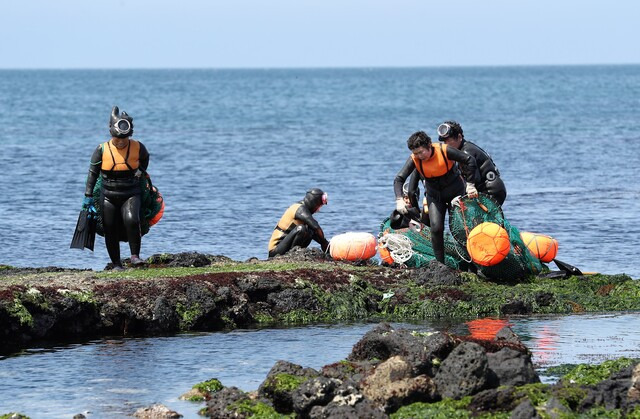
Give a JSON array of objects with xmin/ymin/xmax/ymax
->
[
  {"xmin": 82, "ymin": 106, "xmax": 150, "ymax": 270},
  {"xmin": 268, "ymin": 188, "xmax": 330, "ymax": 257},
  {"xmin": 394, "ymin": 131, "xmax": 480, "ymax": 264},
  {"xmin": 437, "ymin": 121, "xmax": 507, "ymax": 205}
]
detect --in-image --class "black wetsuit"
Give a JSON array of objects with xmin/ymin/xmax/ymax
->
[
  {"xmin": 459, "ymin": 139, "xmax": 507, "ymax": 205},
  {"xmin": 394, "ymin": 146, "xmax": 479, "ymax": 263},
  {"xmin": 85, "ymin": 141, "xmax": 149, "ymax": 266}
]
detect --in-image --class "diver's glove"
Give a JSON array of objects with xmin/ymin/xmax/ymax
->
[
  {"xmin": 395, "ymin": 198, "xmax": 408, "ymax": 215},
  {"xmin": 465, "ymin": 183, "xmax": 478, "ymax": 198},
  {"xmin": 82, "ymin": 196, "xmax": 97, "ymax": 216}
]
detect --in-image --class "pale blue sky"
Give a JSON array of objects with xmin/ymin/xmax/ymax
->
[{"xmin": 2, "ymin": 0, "xmax": 638, "ymax": 69}]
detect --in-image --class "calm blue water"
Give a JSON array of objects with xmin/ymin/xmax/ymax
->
[
  {"xmin": 0, "ymin": 66, "xmax": 639, "ymax": 277},
  {"xmin": 1, "ymin": 314, "xmax": 639, "ymax": 418}
]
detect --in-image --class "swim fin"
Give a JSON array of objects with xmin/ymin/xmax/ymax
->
[
  {"xmin": 70, "ymin": 210, "xmax": 96, "ymax": 251},
  {"xmin": 553, "ymin": 259, "xmax": 583, "ymax": 277},
  {"xmin": 84, "ymin": 213, "xmax": 96, "ymax": 251}
]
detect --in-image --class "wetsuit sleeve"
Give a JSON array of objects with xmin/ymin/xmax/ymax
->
[
  {"xmin": 446, "ymin": 146, "xmax": 481, "ymax": 184},
  {"xmin": 84, "ymin": 145, "xmax": 102, "ymax": 197},
  {"xmin": 407, "ymin": 169, "xmax": 421, "ymax": 208},
  {"xmin": 138, "ymin": 142, "xmax": 150, "ymax": 171},
  {"xmin": 295, "ymin": 205, "xmax": 329, "ymax": 251},
  {"xmin": 394, "ymin": 157, "xmax": 416, "ymax": 199}
]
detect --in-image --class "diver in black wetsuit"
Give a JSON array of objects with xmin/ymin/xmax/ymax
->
[
  {"xmin": 437, "ymin": 121, "xmax": 507, "ymax": 205},
  {"xmin": 83, "ymin": 106, "xmax": 150, "ymax": 270},
  {"xmin": 268, "ymin": 188, "xmax": 330, "ymax": 257},
  {"xmin": 394, "ymin": 131, "xmax": 480, "ymax": 264}
]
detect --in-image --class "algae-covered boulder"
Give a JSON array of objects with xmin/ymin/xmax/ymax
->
[{"xmin": 258, "ymin": 360, "xmax": 319, "ymax": 413}]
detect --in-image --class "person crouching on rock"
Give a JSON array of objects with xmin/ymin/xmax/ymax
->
[
  {"xmin": 83, "ymin": 106, "xmax": 150, "ymax": 270},
  {"xmin": 268, "ymin": 188, "xmax": 330, "ymax": 257}
]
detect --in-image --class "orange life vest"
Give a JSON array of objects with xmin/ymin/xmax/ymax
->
[
  {"xmin": 268, "ymin": 203, "xmax": 303, "ymax": 251},
  {"xmin": 410, "ymin": 143, "xmax": 454, "ymax": 179},
  {"xmin": 101, "ymin": 139, "xmax": 141, "ymax": 171}
]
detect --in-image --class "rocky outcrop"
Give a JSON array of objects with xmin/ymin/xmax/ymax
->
[
  {"xmin": 201, "ymin": 323, "xmax": 640, "ymax": 418},
  {"xmin": 2, "ymin": 251, "xmax": 640, "ymax": 355}
]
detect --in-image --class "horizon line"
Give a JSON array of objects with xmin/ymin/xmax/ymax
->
[{"xmin": 0, "ymin": 62, "xmax": 639, "ymax": 71}]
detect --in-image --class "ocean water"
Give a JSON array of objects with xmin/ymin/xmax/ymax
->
[{"xmin": 0, "ymin": 66, "xmax": 639, "ymax": 277}]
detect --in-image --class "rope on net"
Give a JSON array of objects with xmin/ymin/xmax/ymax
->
[{"xmin": 378, "ymin": 233, "xmax": 414, "ymax": 263}]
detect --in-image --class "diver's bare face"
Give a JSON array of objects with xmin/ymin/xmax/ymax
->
[
  {"xmin": 411, "ymin": 146, "xmax": 432, "ymax": 161},
  {"xmin": 112, "ymin": 137, "xmax": 129, "ymax": 149}
]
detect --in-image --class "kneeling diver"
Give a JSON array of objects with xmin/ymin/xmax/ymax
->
[{"xmin": 268, "ymin": 188, "xmax": 330, "ymax": 257}]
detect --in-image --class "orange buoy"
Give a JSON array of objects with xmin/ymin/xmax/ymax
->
[
  {"xmin": 466, "ymin": 222, "xmax": 511, "ymax": 266},
  {"xmin": 330, "ymin": 232, "xmax": 377, "ymax": 261},
  {"xmin": 520, "ymin": 231, "xmax": 558, "ymax": 263},
  {"xmin": 378, "ymin": 245, "xmax": 394, "ymax": 265}
]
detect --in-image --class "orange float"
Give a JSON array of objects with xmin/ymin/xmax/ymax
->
[
  {"xmin": 520, "ymin": 231, "xmax": 558, "ymax": 263},
  {"xmin": 378, "ymin": 245, "xmax": 394, "ymax": 265},
  {"xmin": 466, "ymin": 222, "xmax": 511, "ymax": 266},
  {"xmin": 330, "ymin": 232, "xmax": 377, "ymax": 261}
]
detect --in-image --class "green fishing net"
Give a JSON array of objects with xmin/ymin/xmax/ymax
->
[
  {"xmin": 379, "ymin": 193, "xmax": 543, "ymax": 280},
  {"xmin": 92, "ymin": 175, "xmax": 164, "ymax": 240}
]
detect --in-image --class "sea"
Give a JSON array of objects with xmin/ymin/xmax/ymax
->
[
  {"xmin": 0, "ymin": 65, "xmax": 639, "ymax": 417},
  {"xmin": 0, "ymin": 66, "xmax": 639, "ymax": 277}
]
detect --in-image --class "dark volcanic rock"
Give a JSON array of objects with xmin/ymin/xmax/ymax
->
[
  {"xmin": 510, "ymin": 399, "xmax": 541, "ymax": 419},
  {"xmin": 258, "ymin": 360, "xmax": 319, "ymax": 413},
  {"xmin": 495, "ymin": 326, "xmax": 522, "ymax": 344},
  {"xmin": 487, "ymin": 347, "xmax": 540, "ymax": 387},
  {"xmin": 269, "ymin": 246, "xmax": 329, "ymax": 262},
  {"xmin": 266, "ymin": 287, "xmax": 319, "ymax": 314},
  {"xmin": 236, "ymin": 276, "xmax": 283, "ymax": 302},
  {"xmin": 291, "ymin": 376, "xmax": 342, "ymax": 416},
  {"xmin": 500, "ymin": 299, "xmax": 532, "ymax": 315},
  {"xmin": 434, "ymin": 341, "xmax": 490, "ymax": 399},
  {"xmin": 414, "ymin": 260, "xmax": 462, "ymax": 286},
  {"xmin": 308, "ymin": 381, "xmax": 386, "ymax": 419},
  {"xmin": 147, "ymin": 252, "xmax": 229, "ymax": 267},
  {"xmin": 207, "ymin": 386, "xmax": 252, "ymax": 419},
  {"xmin": 468, "ymin": 387, "xmax": 518, "ymax": 414}
]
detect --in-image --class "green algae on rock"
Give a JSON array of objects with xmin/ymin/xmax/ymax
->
[{"xmin": 1, "ymin": 252, "xmax": 640, "ymax": 354}]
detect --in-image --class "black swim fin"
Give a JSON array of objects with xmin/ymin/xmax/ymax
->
[
  {"xmin": 70, "ymin": 210, "xmax": 95, "ymax": 251},
  {"xmin": 84, "ymin": 214, "xmax": 97, "ymax": 251},
  {"xmin": 553, "ymin": 258, "xmax": 583, "ymax": 277}
]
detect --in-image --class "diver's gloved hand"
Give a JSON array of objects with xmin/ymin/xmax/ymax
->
[
  {"xmin": 465, "ymin": 183, "xmax": 478, "ymax": 198},
  {"xmin": 82, "ymin": 196, "xmax": 97, "ymax": 216},
  {"xmin": 395, "ymin": 198, "xmax": 408, "ymax": 215}
]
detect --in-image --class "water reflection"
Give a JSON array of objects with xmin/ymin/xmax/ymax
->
[{"xmin": 1, "ymin": 313, "xmax": 640, "ymax": 418}]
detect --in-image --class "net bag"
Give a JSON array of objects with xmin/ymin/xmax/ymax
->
[
  {"xmin": 449, "ymin": 194, "xmax": 543, "ymax": 279},
  {"xmin": 92, "ymin": 173, "xmax": 164, "ymax": 240}
]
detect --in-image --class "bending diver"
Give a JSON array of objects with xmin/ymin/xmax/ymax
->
[
  {"xmin": 394, "ymin": 131, "xmax": 480, "ymax": 264},
  {"xmin": 82, "ymin": 106, "xmax": 150, "ymax": 270},
  {"xmin": 268, "ymin": 188, "xmax": 330, "ymax": 257}
]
